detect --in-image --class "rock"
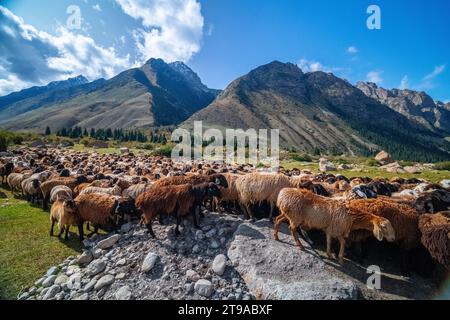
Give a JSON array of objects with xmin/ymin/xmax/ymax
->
[
  {"xmin": 18, "ymin": 292, "xmax": 29, "ymax": 300},
  {"xmin": 82, "ymin": 239, "xmax": 92, "ymax": 248},
  {"xmin": 212, "ymin": 254, "xmax": 227, "ymax": 276},
  {"xmin": 186, "ymin": 269, "xmax": 200, "ymax": 282},
  {"xmin": 142, "ymin": 253, "xmax": 159, "ymax": 273},
  {"xmin": 115, "ymin": 286, "xmax": 132, "ymax": 300},
  {"xmin": 381, "ymin": 162, "xmax": 405, "ymax": 173},
  {"xmin": 192, "ymin": 244, "xmax": 200, "ymax": 254},
  {"xmin": 43, "ymin": 285, "xmax": 61, "ymax": 300},
  {"xmin": 120, "ymin": 222, "xmax": 133, "ymax": 233},
  {"xmin": 95, "ymin": 234, "xmax": 121, "ymax": 250},
  {"xmin": 195, "ymin": 230, "xmax": 205, "ymax": 241},
  {"xmin": 319, "ymin": 158, "xmax": 336, "ymax": 172},
  {"xmin": 46, "ymin": 266, "xmax": 58, "ymax": 277},
  {"xmin": 210, "ymin": 240, "xmax": 220, "ymax": 249},
  {"xmin": 338, "ymin": 164, "xmax": 351, "ymax": 170},
  {"xmin": 73, "ymin": 293, "xmax": 89, "ymax": 300},
  {"xmin": 440, "ymin": 180, "xmax": 450, "ymax": 189},
  {"xmin": 404, "ymin": 166, "xmax": 422, "ymax": 174},
  {"xmin": 116, "ymin": 258, "xmax": 127, "ymax": 267},
  {"xmin": 227, "ymin": 220, "xmax": 359, "ymax": 300},
  {"xmin": 87, "ymin": 259, "xmax": 106, "ymax": 276},
  {"xmin": 120, "ymin": 147, "xmax": 130, "ymax": 154},
  {"xmin": 42, "ymin": 275, "xmax": 57, "ymax": 288},
  {"xmin": 91, "ymin": 248, "xmax": 103, "ymax": 259},
  {"xmin": 116, "ymin": 273, "xmax": 126, "ymax": 280},
  {"xmin": 94, "ymin": 275, "xmax": 115, "ymax": 291},
  {"xmin": 83, "ymin": 279, "xmax": 97, "ymax": 293},
  {"xmin": 34, "ymin": 277, "xmax": 45, "ymax": 286},
  {"xmin": 77, "ymin": 251, "xmax": 94, "ymax": 265},
  {"xmin": 184, "ymin": 283, "xmax": 195, "ymax": 294},
  {"xmin": 54, "ymin": 274, "xmax": 69, "ymax": 286},
  {"xmin": 194, "ymin": 279, "xmax": 213, "ymax": 297},
  {"xmin": 205, "ymin": 229, "xmax": 217, "ymax": 238},
  {"xmin": 65, "ymin": 265, "xmax": 80, "ymax": 276},
  {"xmin": 375, "ymin": 151, "xmax": 394, "ymax": 165}
]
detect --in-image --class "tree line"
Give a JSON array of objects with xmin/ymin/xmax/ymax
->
[{"xmin": 49, "ymin": 126, "xmax": 168, "ymax": 144}]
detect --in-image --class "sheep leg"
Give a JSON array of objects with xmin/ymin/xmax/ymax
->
[
  {"xmin": 326, "ymin": 234, "xmax": 334, "ymax": 259},
  {"xmin": 290, "ymin": 223, "xmax": 304, "ymax": 249},
  {"xmin": 298, "ymin": 228, "xmax": 314, "ymax": 246},
  {"xmin": 146, "ymin": 221, "xmax": 156, "ymax": 238},
  {"xmin": 64, "ymin": 226, "xmax": 70, "ymax": 241},
  {"xmin": 269, "ymin": 202, "xmax": 275, "ymax": 222},
  {"xmin": 86, "ymin": 222, "xmax": 91, "ymax": 231},
  {"xmin": 273, "ymin": 215, "xmax": 287, "ymax": 241},
  {"xmin": 192, "ymin": 206, "xmax": 201, "ymax": 229},
  {"xmin": 50, "ymin": 219, "xmax": 56, "ymax": 236},
  {"xmin": 175, "ymin": 214, "xmax": 181, "ymax": 236},
  {"xmin": 240, "ymin": 203, "xmax": 250, "ymax": 220},
  {"xmin": 43, "ymin": 196, "xmax": 50, "ymax": 211},
  {"xmin": 58, "ymin": 226, "xmax": 65, "ymax": 239},
  {"xmin": 78, "ymin": 223, "xmax": 84, "ymax": 241},
  {"xmin": 338, "ymin": 236, "xmax": 346, "ymax": 265}
]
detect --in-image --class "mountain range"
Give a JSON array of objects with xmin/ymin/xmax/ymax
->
[{"xmin": 1, "ymin": 59, "xmax": 449, "ymax": 161}]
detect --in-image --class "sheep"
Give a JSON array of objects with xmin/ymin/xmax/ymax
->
[
  {"xmin": 122, "ymin": 183, "xmax": 154, "ymax": 199},
  {"xmin": 7, "ymin": 172, "xmax": 31, "ymax": 195},
  {"xmin": 136, "ymin": 183, "xmax": 221, "ymax": 238},
  {"xmin": 212, "ymin": 173, "xmax": 240, "ymax": 213},
  {"xmin": 154, "ymin": 174, "xmax": 228, "ymax": 189},
  {"xmin": 79, "ymin": 184, "xmax": 122, "ymax": 196},
  {"xmin": 415, "ymin": 190, "xmax": 450, "ymax": 214},
  {"xmin": 274, "ymin": 188, "xmax": 353, "ymax": 264},
  {"xmin": 75, "ymin": 193, "xmax": 131, "ymax": 240},
  {"xmin": 21, "ymin": 178, "xmax": 41, "ymax": 204},
  {"xmin": 50, "ymin": 185, "xmax": 73, "ymax": 202},
  {"xmin": 0, "ymin": 162, "xmax": 14, "ymax": 184},
  {"xmin": 347, "ymin": 199, "xmax": 420, "ymax": 250},
  {"xmin": 419, "ymin": 212, "xmax": 450, "ymax": 269},
  {"xmin": 50, "ymin": 199, "xmax": 79, "ymax": 240},
  {"xmin": 236, "ymin": 173, "xmax": 292, "ymax": 220},
  {"xmin": 41, "ymin": 176, "xmax": 88, "ymax": 210}
]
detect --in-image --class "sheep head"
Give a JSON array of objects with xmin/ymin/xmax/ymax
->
[
  {"xmin": 214, "ymin": 175, "xmax": 228, "ymax": 188},
  {"xmin": 373, "ymin": 218, "xmax": 395, "ymax": 242},
  {"xmin": 63, "ymin": 199, "xmax": 77, "ymax": 215}
]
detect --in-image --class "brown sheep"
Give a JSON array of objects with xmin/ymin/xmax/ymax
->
[
  {"xmin": 274, "ymin": 188, "xmax": 353, "ymax": 264},
  {"xmin": 347, "ymin": 199, "xmax": 420, "ymax": 250},
  {"xmin": 419, "ymin": 212, "xmax": 450, "ymax": 268},
  {"xmin": 41, "ymin": 176, "xmax": 87, "ymax": 210},
  {"xmin": 50, "ymin": 199, "xmax": 78, "ymax": 240},
  {"xmin": 74, "ymin": 193, "xmax": 128, "ymax": 240},
  {"xmin": 153, "ymin": 174, "xmax": 228, "ymax": 189},
  {"xmin": 136, "ymin": 183, "xmax": 221, "ymax": 238},
  {"xmin": 213, "ymin": 173, "xmax": 240, "ymax": 212}
]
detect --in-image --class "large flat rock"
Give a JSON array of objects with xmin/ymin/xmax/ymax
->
[{"xmin": 227, "ymin": 220, "xmax": 359, "ymax": 300}]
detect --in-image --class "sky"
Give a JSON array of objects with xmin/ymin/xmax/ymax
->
[{"xmin": 0, "ymin": 0, "xmax": 449, "ymax": 102}]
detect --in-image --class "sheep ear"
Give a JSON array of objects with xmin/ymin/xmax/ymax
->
[{"xmin": 373, "ymin": 225, "xmax": 383, "ymax": 241}]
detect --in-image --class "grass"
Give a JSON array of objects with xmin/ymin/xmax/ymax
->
[
  {"xmin": 280, "ymin": 161, "xmax": 450, "ymax": 183},
  {"xmin": 0, "ymin": 186, "xmax": 85, "ymax": 300}
]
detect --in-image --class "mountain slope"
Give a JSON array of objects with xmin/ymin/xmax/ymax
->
[
  {"xmin": 0, "ymin": 59, "xmax": 219, "ymax": 132},
  {"xmin": 185, "ymin": 61, "xmax": 450, "ymax": 162},
  {"xmin": 356, "ymin": 82, "xmax": 450, "ymax": 135}
]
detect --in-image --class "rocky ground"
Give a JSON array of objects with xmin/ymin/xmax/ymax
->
[{"xmin": 18, "ymin": 212, "xmax": 442, "ymax": 301}]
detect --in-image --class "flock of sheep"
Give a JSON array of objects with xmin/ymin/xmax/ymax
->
[{"xmin": 1, "ymin": 148, "xmax": 449, "ymax": 276}]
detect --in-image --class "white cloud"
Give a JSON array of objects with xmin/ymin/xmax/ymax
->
[
  {"xmin": 115, "ymin": 0, "xmax": 204, "ymax": 63},
  {"xmin": 367, "ymin": 70, "xmax": 384, "ymax": 84},
  {"xmin": 347, "ymin": 46, "xmax": 358, "ymax": 54},
  {"xmin": 399, "ymin": 75, "xmax": 409, "ymax": 90},
  {"xmin": 297, "ymin": 59, "xmax": 330, "ymax": 73},
  {"xmin": 423, "ymin": 64, "xmax": 446, "ymax": 81},
  {"xmin": 0, "ymin": 6, "xmax": 131, "ymax": 95},
  {"xmin": 92, "ymin": 4, "xmax": 102, "ymax": 12},
  {"xmin": 416, "ymin": 64, "xmax": 446, "ymax": 90}
]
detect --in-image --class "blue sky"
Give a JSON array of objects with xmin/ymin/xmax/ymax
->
[{"xmin": 0, "ymin": 0, "xmax": 449, "ymax": 102}]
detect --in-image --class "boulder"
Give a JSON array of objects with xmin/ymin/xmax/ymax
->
[
  {"xmin": 94, "ymin": 275, "xmax": 115, "ymax": 291},
  {"xmin": 115, "ymin": 286, "xmax": 132, "ymax": 300},
  {"xmin": 95, "ymin": 234, "xmax": 121, "ymax": 250},
  {"xmin": 319, "ymin": 158, "xmax": 336, "ymax": 172},
  {"xmin": 375, "ymin": 151, "xmax": 394, "ymax": 165},
  {"xmin": 120, "ymin": 147, "xmax": 130, "ymax": 154},
  {"xmin": 227, "ymin": 221, "xmax": 359, "ymax": 300},
  {"xmin": 142, "ymin": 253, "xmax": 159, "ymax": 273},
  {"xmin": 212, "ymin": 254, "xmax": 227, "ymax": 276},
  {"xmin": 194, "ymin": 279, "xmax": 213, "ymax": 297}
]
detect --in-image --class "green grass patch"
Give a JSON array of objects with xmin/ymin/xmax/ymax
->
[{"xmin": 0, "ymin": 187, "xmax": 85, "ymax": 300}]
